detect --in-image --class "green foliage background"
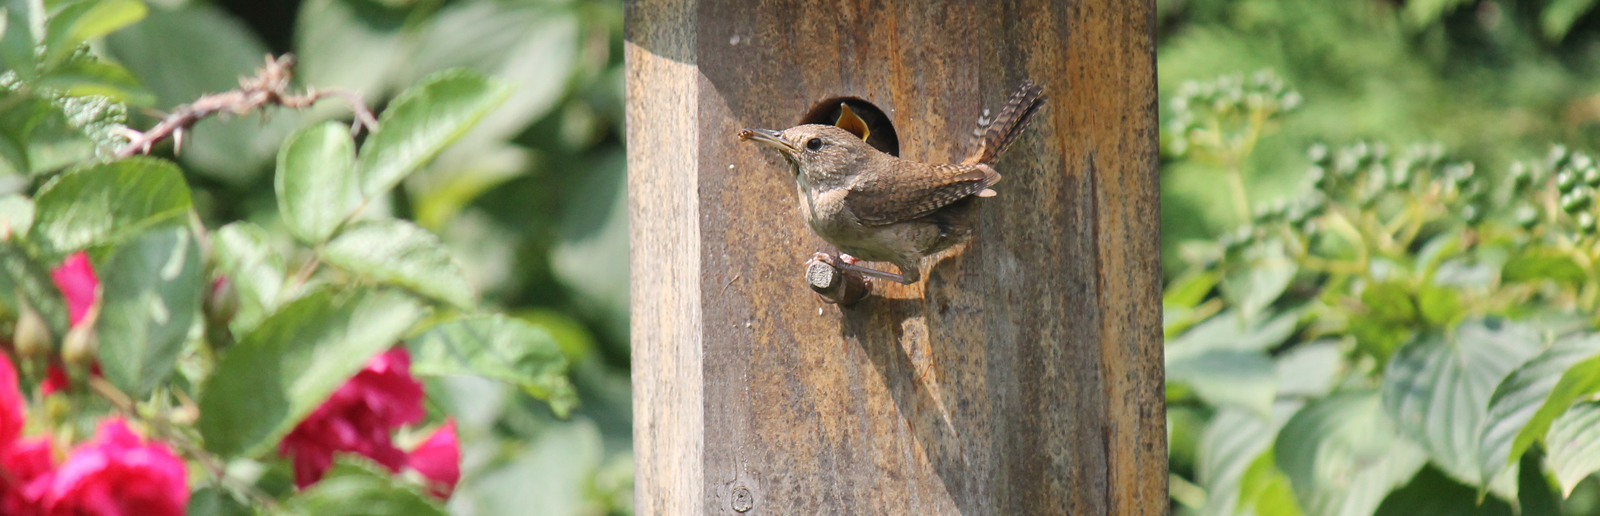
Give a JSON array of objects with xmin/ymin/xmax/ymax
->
[
  {"xmin": 1161, "ymin": 1, "xmax": 1600, "ymax": 515},
  {"xmin": 9, "ymin": 0, "xmax": 631, "ymax": 513}
]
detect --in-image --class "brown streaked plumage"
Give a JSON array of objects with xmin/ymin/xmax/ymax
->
[{"xmin": 739, "ymin": 82, "xmax": 1047, "ymax": 286}]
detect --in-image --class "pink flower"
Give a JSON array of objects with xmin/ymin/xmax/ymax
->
[
  {"xmin": 42, "ymin": 418, "xmax": 187, "ymax": 516},
  {"xmin": 405, "ymin": 420, "xmax": 460, "ymax": 499},
  {"xmin": 0, "ymin": 352, "xmax": 23, "ymax": 447},
  {"xmin": 280, "ymin": 347, "xmax": 424, "ymax": 488},
  {"xmin": 49, "ymin": 252, "xmax": 98, "ymax": 327},
  {"xmin": 0, "ymin": 438, "xmax": 54, "ymax": 516}
]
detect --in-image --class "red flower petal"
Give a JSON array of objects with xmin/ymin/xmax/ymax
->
[
  {"xmin": 44, "ymin": 418, "xmax": 187, "ymax": 516},
  {"xmin": 406, "ymin": 420, "xmax": 460, "ymax": 499},
  {"xmin": 0, "ymin": 353, "xmax": 23, "ymax": 447},
  {"xmin": 49, "ymin": 252, "xmax": 98, "ymax": 328}
]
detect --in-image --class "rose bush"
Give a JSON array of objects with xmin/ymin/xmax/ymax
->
[{"xmin": 0, "ymin": 0, "xmax": 581, "ymax": 513}]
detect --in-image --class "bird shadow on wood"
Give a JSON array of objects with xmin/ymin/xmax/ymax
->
[{"xmin": 839, "ymin": 251, "xmax": 988, "ymax": 515}]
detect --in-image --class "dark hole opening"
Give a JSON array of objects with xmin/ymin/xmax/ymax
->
[{"xmin": 798, "ymin": 97, "xmax": 900, "ymax": 157}]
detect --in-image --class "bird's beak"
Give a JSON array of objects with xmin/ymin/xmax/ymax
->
[{"xmin": 738, "ymin": 128, "xmax": 797, "ymax": 155}]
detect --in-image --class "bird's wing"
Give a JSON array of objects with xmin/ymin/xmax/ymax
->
[{"xmin": 846, "ymin": 162, "xmax": 1000, "ymax": 226}]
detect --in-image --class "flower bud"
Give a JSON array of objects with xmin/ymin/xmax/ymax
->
[
  {"xmin": 1579, "ymin": 212, "xmax": 1598, "ymax": 234},
  {"xmin": 60, "ymin": 303, "xmax": 97, "ymax": 369},
  {"xmin": 1462, "ymin": 204, "xmax": 1483, "ymax": 224},
  {"xmin": 1515, "ymin": 205, "xmax": 1540, "ymax": 229},
  {"xmin": 13, "ymin": 301, "xmax": 51, "ymax": 360},
  {"xmin": 1308, "ymin": 144, "xmax": 1331, "ymax": 166},
  {"xmin": 204, "ymin": 276, "xmax": 239, "ymax": 328},
  {"xmin": 1550, "ymin": 144, "xmax": 1571, "ymax": 169},
  {"xmin": 1574, "ymin": 153, "xmax": 1594, "ymax": 171},
  {"xmin": 1562, "ymin": 189, "xmax": 1594, "ymax": 213},
  {"xmin": 1558, "ymin": 170, "xmax": 1580, "ymax": 193},
  {"xmin": 1583, "ymin": 167, "xmax": 1600, "ymax": 188}
]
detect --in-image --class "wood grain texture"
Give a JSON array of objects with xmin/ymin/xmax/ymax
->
[{"xmin": 626, "ymin": 0, "xmax": 1166, "ymax": 514}]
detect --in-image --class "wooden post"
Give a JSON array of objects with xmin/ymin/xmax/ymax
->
[{"xmin": 626, "ymin": 1, "xmax": 1166, "ymax": 514}]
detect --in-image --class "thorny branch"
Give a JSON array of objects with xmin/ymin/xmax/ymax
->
[{"xmin": 114, "ymin": 54, "xmax": 379, "ymax": 159}]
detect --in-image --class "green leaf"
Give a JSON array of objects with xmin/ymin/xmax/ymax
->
[
  {"xmin": 1372, "ymin": 466, "xmax": 1514, "ymax": 516},
  {"xmin": 1381, "ymin": 319, "xmax": 1541, "ymax": 494},
  {"xmin": 35, "ymin": 52, "xmax": 153, "ymax": 106},
  {"xmin": 1362, "ymin": 281, "xmax": 1417, "ymax": 324},
  {"xmin": 322, "ymin": 219, "xmax": 473, "ymax": 308},
  {"xmin": 1197, "ymin": 402, "xmax": 1303, "ymax": 516},
  {"xmin": 198, "ymin": 287, "xmax": 427, "ymax": 458},
  {"xmin": 187, "ymin": 487, "xmax": 252, "ymax": 516},
  {"xmin": 0, "ymin": 241, "xmax": 69, "ymax": 336},
  {"xmin": 1416, "ymin": 285, "xmax": 1462, "ymax": 326},
  {"xmin": 41, "ymin": 0, "xmax": 147, "ymax": 69},
  {"xmin": 1167, "ymin": 348, "xmax": 1277, "ymax": 416},
  {"xmin": 1238, "ymin": 450, "xmax": 1304, "ymax": 516},
  {"xmin": 406, "ymin": 314, "xmax": 576, "ymax": 416},
  {"xmin": 1220, "ymin": 238, "xmax": 1296, "ymax": 320},
  {"xmin": 209, "ymin": 222, "xmax": 284, "ymax": 334},
  {"xmin": 1478, "ymin": 332, "xmax": 1600, "ymax": 488},
  {"xmin": 32, "ymin": 157, "xmax": 192, "ymax": 257},
  {"xmin": 1168, "ymin": 309, "xmax": 1300, "ymax": 353},
  {"xmin": 1546, "ymin": 400, "xmax": 1600, "ymax": 496},
  {"xmin": 1275, "ymin": 391, "xmax": 1428, "ymax": 516},
  {"xmin": 1277, "ymin": 340, "xmax": 1345, "ymax": 398},
  {"xmin": 355, "ymin": 70, "xmax": 510, "ymax": 200},
  {"xmin": 278, "ymin": 460, "xmax": 446, "ymax": 516},
  {"xmin": 95, "ymin": 225, "xmax": 203, "ymax": 398},
  {"xmin": 276, "ymin": 122, "xmax": 359, "ymax": 244},
  {"xmin": 0, "ymin": 194, "xmax": 34, "ymax": 238},
  {"xmin": 1502, "ymin": 249, "xmax": 1586, "ymax": 289},
  {"xmin": 0, "ymin": 7, "xmax": 32, "ymax": 77},
  {"xmin": 1165, "ymin": 269, "xmax": 1221, "ymax": 309},
  {"xmin": 1543, "ymin": 0, "xmax": 1600, "ymax": 40}
]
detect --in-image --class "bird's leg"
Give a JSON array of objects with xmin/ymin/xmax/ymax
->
[{"xmin": 813, "ymin": 252, "xmax": 916, "ymax": 284}]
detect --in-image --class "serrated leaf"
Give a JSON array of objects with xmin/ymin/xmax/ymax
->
[
  {"xmin": 276, "ymin": 122, "xmax": 359, "ymax": 244},
  {"xmin": 1478, "ymin": 332, "xmax": 1600, "ymax": 488},
  {"xmin": 278, "ymin": 460, "xmax": 446, "ymax": 516},
  {"xmin": 41, "ymin": 0, "xmax": 147, "ymax": 69},
  {"xmin": 198, "ymin": 287, "xmax": 427, "ymax": 458},
  {"xmin": 209, "ymin": 222, "xmax": 284, "ymax": 334},
  {"xmin": 1381, "ymin": 319, "xmax": 1541, "ymax": 494},
  {"xmin": 1168, "ymin": 348, "xmax": 1277, "ymax": 416},
  {"xmin": 355, "ymin": 70, "xmax": 510, "ymax": 200},
  {"xmin": 32, "ymin": 157, "xmax": 191, "ymax": 257},
  {"xmin": 96, "ymin": 225, "xmax": 202, "ymax": 398},
  {"xmin": 1275, "ymin": 391, "xmax": 1428, "ymax": 516},
  {"xmin": 1545, "ymin": 400, "xmax": 1600, "ymax": 496},
  {"xmin": 0, "ymin": 194, "xmax": 34, "ymax": 238},
  {"xmin": 0, "ymin": 241, "xmax": 69, "ymax": 336},
  {"xmin": 406, "ymin": 314, "xmax": 576, "ymax": 416},
  {"xmin": 322, "ymin": 219, "xmax": 473, "ymax": 308}
]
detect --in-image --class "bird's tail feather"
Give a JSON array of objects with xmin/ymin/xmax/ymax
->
[{"xmin": 964, "ymin": 81, "xmax": 1047, "ymax": 165}]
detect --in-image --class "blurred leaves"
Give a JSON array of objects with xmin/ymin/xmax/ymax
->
[
  {"xmin": 32, "ymin": 157, "xmax": 190, "ymax": 257},
  {"xmin": 323, "ymin": 219, "xmax": 474, "ymax": 309},
  {"xmin": 406, "ymin": 315, "xmax": 577, "ymax": 417},
  {"xmin": 276, "ymin": 122, "xmax": 359, "ymax": 244},
  {"xmin": 199, "ymin": 287, "xmax": 427, "ymax": 458},
  {"xmin": 95, "ymin": 225, "xmax": 202, "ymax": 398}
]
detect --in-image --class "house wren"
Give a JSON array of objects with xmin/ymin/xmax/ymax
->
[{"xmin": 738, "ymin": 82, "xmax": 1047, "ymax": 286}]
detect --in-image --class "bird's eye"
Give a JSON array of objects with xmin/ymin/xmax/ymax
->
[{"xmin": 805, "ymin": 138, "xmax": 824, "ymax": 151}]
